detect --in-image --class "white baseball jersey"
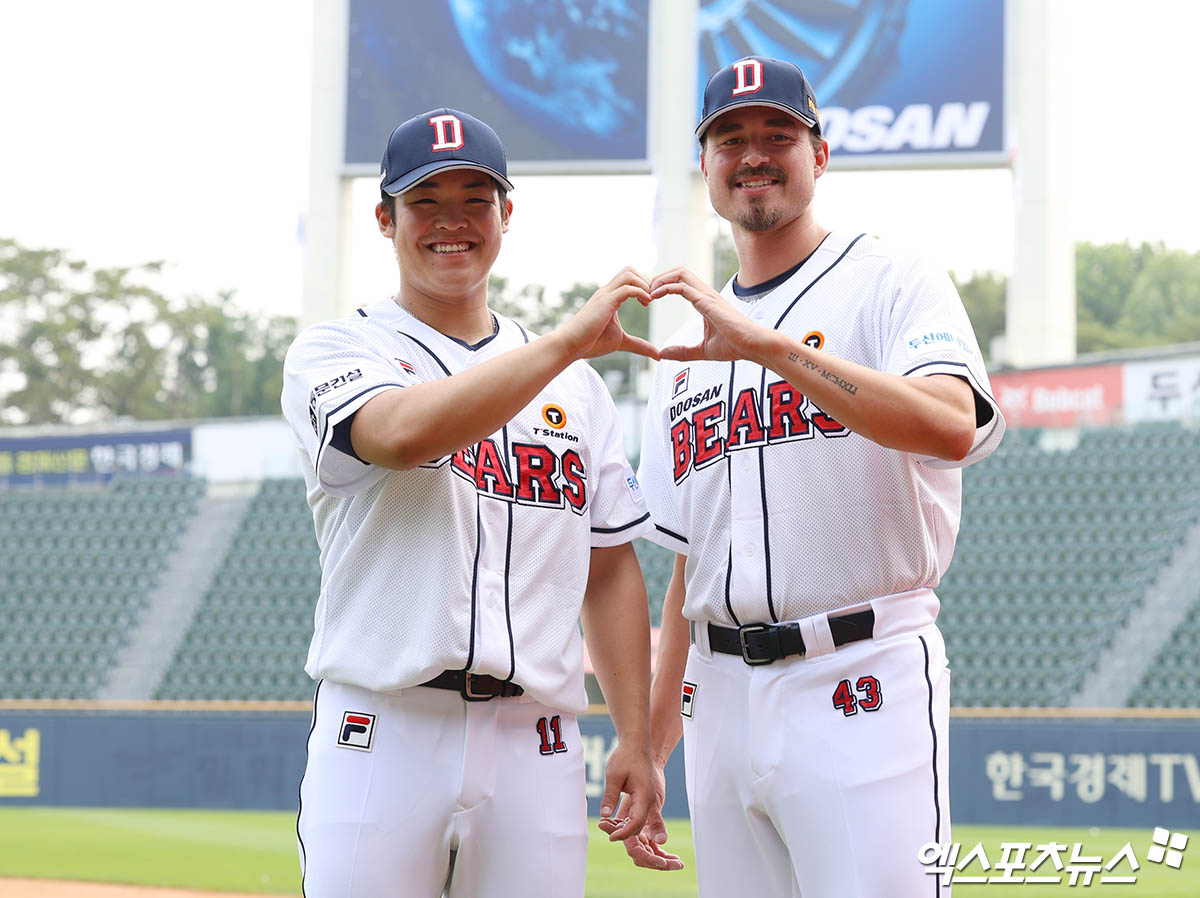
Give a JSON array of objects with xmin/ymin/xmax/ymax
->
[
  {"xmin": 638, "ymin": 231, "xmax": 1005, "ymax": 625},
  {"xmin": 281, "ymin": 297, "xmax": 652, "ymax": 713}
]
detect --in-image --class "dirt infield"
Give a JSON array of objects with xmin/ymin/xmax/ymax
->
[{"xmin": 0, "ymin": 882, "xmax": 278, "ymax": 898}]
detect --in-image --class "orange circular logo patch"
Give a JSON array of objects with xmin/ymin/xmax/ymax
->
[
  {"xmin": 802, "ymin": 331, "xmax": 824, "ymax": 350},
  {"xmin": 542, "ymin": 404, "xmax": 567, "ymax": 429}
]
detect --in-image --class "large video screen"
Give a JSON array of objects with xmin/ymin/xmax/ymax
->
[
  {"xmin": 344, "ymin": 0, "xmax": 1004, "ymax": 171},
  {"xmin": 697, "ymin": 0, "xmax": 1005, "ymax": 165},
  {"xmin": 344, "ymin": 0, "xmax": 651, "ymax": 171}
]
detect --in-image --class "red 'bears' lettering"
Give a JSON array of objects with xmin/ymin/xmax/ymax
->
[
  {"xmin": 560, "ymin": 450, "xmax": 587, "ymax": 513},
  {"xmin": 767, "ymin": 381, "xmax": 809, "ymax": 441},
  {"xmin": 727, "ymin": 388, "xmax": 765, "ymax": 448},
  {"xmin": 451, "ymin": 445, "xmax": 476, "ymax": 480},
  {"xmin": 693, "ymin": 402, "xmax": 726, "ymax": 467},
  {"xmin": 669, "ymin": 380, "xmax": 848, "ymax": 482},
  {"xmin": 671, "ymin": 418, "xmax": 691, "ymax": 482},
  {"xmin": 512, "ymin": 444, "xmax": 560, "ymax": 504},
  {"xmin": 474, "ymin": 439, "xmax": 515, "ymax": 497}
]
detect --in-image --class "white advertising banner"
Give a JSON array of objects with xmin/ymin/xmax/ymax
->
[{"xmin": 1123, "ymin": 355, "xmax": 1200, "ymax": 422}]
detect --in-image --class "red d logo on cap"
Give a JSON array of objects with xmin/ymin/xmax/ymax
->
[
  {"xmin": 731, "ymin": 59, "xmax": 763, "ymax": 96},
  {"xmin": 429, "ymin": 114, "xmax": 464, "ymax": 152}
]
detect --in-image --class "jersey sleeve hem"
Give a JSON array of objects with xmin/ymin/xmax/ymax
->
[
  {"xmin": 589, "ymin": 511, "xmax": 655, "ymax": 548},
  {"xmin": 314, "ymin": 382, "xmax": 406, "ymax": 497},
  {"xmin": 903, "ymin": 359, "xmax": 1007, "ymax": 469},
  {"xmin": 639, "ymin": 522, "xmax": 689, "ymax": 555}
]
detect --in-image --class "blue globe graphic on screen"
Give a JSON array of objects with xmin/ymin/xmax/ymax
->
[
  {"xmin": 698, "ymin": 0, "xmax": 909, "ymax": 109},
  {"xmin": 449, "ymin": 0, "xmax": 647, "ymax": 155}
]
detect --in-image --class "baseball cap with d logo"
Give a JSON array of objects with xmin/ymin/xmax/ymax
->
[
  {"xmin": 696, "ymin": 57, "xmax": 821, "ymax": 140},
  {"xmin": 380, "ymin": 107, "xmax": 515, "ymax": 196}
]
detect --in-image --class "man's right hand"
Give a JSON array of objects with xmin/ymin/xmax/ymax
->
[
  {"xmin": 597, "ymin": 761, "xmax": 685, "ymax": 871},
  {"xmin": 552, "ymin": 267, "xmax": 658, "ymax": 361}
]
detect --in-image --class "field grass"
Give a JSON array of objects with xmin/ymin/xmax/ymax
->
[{"xmin": 0, "ymin": 808, "xmax": 1194, "ymax": 896}]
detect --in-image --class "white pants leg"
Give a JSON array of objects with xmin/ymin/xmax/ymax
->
[
  {"xmin": 297, "ymin": 681, "xmax": 587, "ymax": 898},
  {"xmin": 683, "ymin": 624, "xmax": 952, "ymax": 898}
]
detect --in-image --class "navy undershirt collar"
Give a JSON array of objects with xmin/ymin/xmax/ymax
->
[
  {"xmin": 379, "ymin": 299, "xmax": 501, "ymax": 351},
  {"xmin": 445, "ymin": 313, "xmax": 500, "ymax": 351},
  {"xmin": 731, "ymin": 243, "xmax": 821, "ymax": 298}
]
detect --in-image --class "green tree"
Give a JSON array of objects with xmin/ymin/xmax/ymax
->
[
  {"xmin": 0, "ymin": 238, "xmax": 296, "ymax": 425},
  {"xmin": 951, "ymin": 271, "xmax": 1006, "ymax": 364},
  {"xmin": 1074, "ymin": 241, "xmax": 1159, "ymax": 353},
  {"xmin": 714, "ymin": 229, "xmax": 739, "ymax": 286},
  {"xmin": 486, "ymin": 275, "xmax": 649, "ymax": 397},
  {"xmin": 1117, "ymin": 248, "xmax": 1200, "ymax": 347}
]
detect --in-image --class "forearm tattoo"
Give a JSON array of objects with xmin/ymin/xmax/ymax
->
[
  {"xmin": 789, "ymin": 351, "xmax": 859, "ymax": 395},
  {"xmin": 820, "ymin": 367, "xmax": 859, "ymax": 395}
]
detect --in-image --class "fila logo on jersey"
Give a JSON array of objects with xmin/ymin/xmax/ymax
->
[
  {"xmin": 672, "ymin": 368, "xmax": 689, "ymax": 398},
  {"xmin": 448, "ymin": 439, "xmax": 588, "ymax": 513},
  {"xmin": 668, "ymin": 380, "xmax": 848, "ymax": 483},
  {"xmin": 731, "ymin": 59, "xmax": 763, "ymax": 96},
  {"xmin": 680, "ymin": 681, "xmax": 697, "ymax": 718},
  {"xmin": 394, "ymin": 358, "xmax": 416, "ymax": 375},
  {"xmin": 337, "ymin": 711, "xmax": 376, "ymax": 751},
  {"xmin": 429, "ymin": 113, "xmax": 464, "ymax": 151}
]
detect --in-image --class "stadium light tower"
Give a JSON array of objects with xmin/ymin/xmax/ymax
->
[{"xmin": 1004, "ymin": 0, "xmax": 1076, "ymax": 367}]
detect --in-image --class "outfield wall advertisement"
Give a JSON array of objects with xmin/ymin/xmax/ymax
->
[
  {"xmin": 989, "ymin": 351, "xmax": 1200, "ymax": 429},
  {"xmin": 0, "ymin": 428, "xmax": 192, "ymax": 487},
  {"xmin": 3, "ymin": 711, "xmax": 1198, "ymax": 828}
]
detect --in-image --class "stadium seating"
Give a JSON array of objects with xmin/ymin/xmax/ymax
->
[
  {"xmin": 153, "ymin": 478, "xmax": 321, "ymax": 702},
  {"xmin": 7, "ymin": 420, "xmax": 1200, "ymax": 708},
  {"xmin": 938, "ymin": 422, "xmax": 1200, "ymax": 707},
  {"xmin": 1130, "ymin": 600, "xmax": 1200, "ymax": 708},
  {"xmin": 0, "ymin": 477, "xmax": 205, "ymax": 699}
]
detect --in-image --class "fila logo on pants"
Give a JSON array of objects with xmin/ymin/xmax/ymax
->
[
  {"xmin": 681, "ymin": 681, "xmax": 697, "ymax": 718},
  {"xmin": 337, "ymin": 711, "xmax": 376, "ymax": 751}
]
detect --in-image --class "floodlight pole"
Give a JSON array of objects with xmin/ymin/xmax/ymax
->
[
  {"xmin": 1004, "ymin": 0, "xmax": 1076, "ymax": 367},
  {"xmin": 648, "ymin": 0, "xmax": 711, "ymax": 348},
  {"xmin": 302, "ymin": 0, "xmax": 354, "ymax": 327}
]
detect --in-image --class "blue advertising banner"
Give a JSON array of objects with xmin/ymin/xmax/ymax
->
[
  {"xmin": 953, "ymin": 716, "xmax": 1200, "ymax": 829},
  {"xmin": 0, "ymin": 428, "xmax": 191, "ymax": 486},
  {"xmin": 697, "ymin": 0, "xmax": 1005, "ymax": 165},
  {"xmin": 5, "ymin": 709, "xmax": 1197, "ymax": 830},
  {"xmin": 345, "ymin": 0, "xmax": 651, "ymax": 170},
  {"xmin": 0, "ymin": 710, "xmax": 687, "ymax": 818},
  {"xmin": 344, "ymin": 0, "xmax": 1004, "ymax": 171}
]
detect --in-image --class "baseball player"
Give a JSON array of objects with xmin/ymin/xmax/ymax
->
[
  {"xmin": 610, "ymin": 58, "xmax": 1007, "ymax": 896},
  {"xmin": 281, "ymin": 108, "xmax": 661, "ymax": 897}
]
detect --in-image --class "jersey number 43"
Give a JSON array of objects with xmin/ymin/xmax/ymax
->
[{"xmin": 832, "ymin": 676, "xmax": 883, "ymax": 716}]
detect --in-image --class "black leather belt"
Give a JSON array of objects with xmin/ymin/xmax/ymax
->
[
  {"xmin": 419, "ymin": 670, "xmax": 525, "ymax": 701},
  {"xmin": 707, "ymin": 609, "xmax": 875, "ymax": 665}
]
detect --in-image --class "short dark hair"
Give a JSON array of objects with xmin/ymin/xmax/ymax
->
[{"xmin": 379, "ymin": 180, "xmax": 509, "ymax": 220}]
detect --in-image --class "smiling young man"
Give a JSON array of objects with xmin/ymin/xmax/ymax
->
[
  {"xmin": 613, "ymin": 59, "xmax": 1007, "ymax": 896},
  {"xmin": 282, "ymin": 108, "xmax": 661, "ymax": 898}
]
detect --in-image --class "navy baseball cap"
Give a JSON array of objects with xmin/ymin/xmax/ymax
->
[
  {"xmin": 696, "ymin": 57, "xmax": 821, "ymax": 139},
  {"xmin": 380, "ymin": 107, "xmax": 514, "ymax": 196}
]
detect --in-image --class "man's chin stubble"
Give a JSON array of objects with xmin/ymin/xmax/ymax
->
[{"xmin": 736, "ymin": 204, "xmax": 783, "ymax": 232}]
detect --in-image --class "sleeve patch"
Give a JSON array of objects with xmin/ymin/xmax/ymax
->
[
  {"xmin": 625, "ymin": 467, "xmax": 645, "ymax": 503},
  {"xmin": 904, "ymin": 326, "xmax": 974, "ymax": 359}
]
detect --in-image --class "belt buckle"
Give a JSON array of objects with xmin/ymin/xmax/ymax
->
[
  {"xmin": 461, "ymin": 673, "xmax": 497, "ymax": 702},
  {"xmin": 737, "ymin": 623, "xmax": 775, "ymax": 666}
]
